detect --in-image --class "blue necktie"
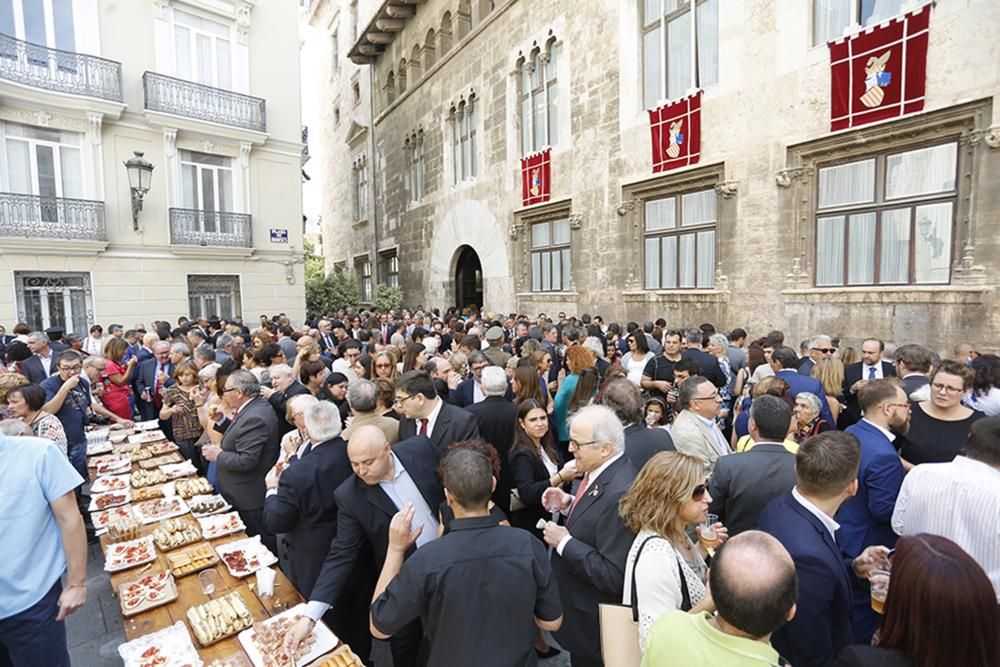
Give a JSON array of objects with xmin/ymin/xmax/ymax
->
[{"xmin": 868, "ymin": 366, "xmax": 876, "ymax": 380}]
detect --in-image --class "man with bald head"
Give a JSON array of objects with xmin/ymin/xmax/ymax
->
[
  {"xmin": 642, "ymin": 531, "xmax": 797, "ymax": 665},
  {"xmin": 284, "ymin": 426, "xmax": 442, "ymax": 667}
]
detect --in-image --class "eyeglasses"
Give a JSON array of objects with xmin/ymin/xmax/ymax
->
[
  {"xmin": 691, "ymin": 481, "xmax": 709, "ymax": 500},
  {"xmin": 393, "ymin": 393, "xmax": 417, "ymax": 406},
  {"xmin": 569, "ymin": 438, "xmax": 602, "ymax": 449},
  {"xmin": 691, "ymin": 392, "xmax": 720, "ymax": 402},
  {"xmin": 883, "ymin": 402, "xmax": 911, "ymax": 410},
  {"xmin": 931, "ymin": 382, "xmax": 964, "ymax": 395},
  {"xmin": 221, "ymin": 387, "xmax": 240, "ymax": 394},
  {"xmin": 59, "ymin": 365, "xmax": 82, "ymax": 372},
  {"xmin": 811, "ymin": 347, "xmax": 835, "ymax": 354}
]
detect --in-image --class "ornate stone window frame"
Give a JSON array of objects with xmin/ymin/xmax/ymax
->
[
  {"xmin": 779, "ymin": 99, "xmax": 995, "ymax": 293},
  {"xmin": 511, "ymin": 197, "xmax": 579, "ymax": 298}
]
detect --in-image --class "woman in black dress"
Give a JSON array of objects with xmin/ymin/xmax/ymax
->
[{"xmin": 898, "ymin": 360, "xmax": 984, "ymax": 469}]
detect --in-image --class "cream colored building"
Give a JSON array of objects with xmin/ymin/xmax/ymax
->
[
  {"xmin": 0, "ymin": 0, "xmax": 306, "ymax": 334},
  {"xmin": 313, "ymin": 0, "xmax": 1000, "ymax": 348}
]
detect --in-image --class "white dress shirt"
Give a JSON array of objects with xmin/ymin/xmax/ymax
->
[
  {"xmin": 862, "ymin": 363, "xmax": 884, "ymax": 380},
  {"xmin": 422, "ymin": 397, "xmax": 444, "ymax": 437},
  {"xmin": 892, "ymin": 456, "xmax": 1000, "ymax": 601},
  {"xmin": 792, "ymin": 486, "xmax": 840, "ymax": 539}
]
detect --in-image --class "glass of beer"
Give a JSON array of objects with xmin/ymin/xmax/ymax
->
[
  {"xmin": 870, "ymin": 569, "xmax": 891, "ymax": 614},
  {"xmin": 700, "ymin": 513, "xmax": 719, "ymax": 548}
]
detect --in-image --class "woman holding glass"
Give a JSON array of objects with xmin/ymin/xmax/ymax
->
[{"xmin": 160, "ymin": 359, "xmax": 205, "ymax": 469}]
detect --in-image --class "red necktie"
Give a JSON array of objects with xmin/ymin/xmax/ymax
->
[
  {"xmin": 418, "ymin": 418, "xmax": 428, "ymax": 436},
  {"xmin": 569, "ymin": 473, "xmax": 591, "ymax": 517}
]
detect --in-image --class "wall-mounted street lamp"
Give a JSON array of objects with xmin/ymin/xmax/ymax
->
[{"xmin": 124, "ymin": 150, "xmax": 154, "ymax": 230}]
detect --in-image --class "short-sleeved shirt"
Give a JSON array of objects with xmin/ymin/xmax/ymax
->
[
  {"xmin": 371, "ymin": 516, "xmax": 562, "ymax": 667},
  {"xmin": 40, "ymin": 375, "xmax": 92, "ymax": 451},
  {"xmin": 641, "ymin": 354, "xmax": 681, "ymax": 399},
  {"xmin": 642, "ymin": 611, "xmax": 781, "ymax": 667},
  {"xmin": 0, "ymin": 434, "xmax": 84, "ymax": 617}
]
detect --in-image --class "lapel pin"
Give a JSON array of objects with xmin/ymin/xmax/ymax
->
[{"xmin": 589, "ymin": 484, "xmax": 600, "ymax": 497}]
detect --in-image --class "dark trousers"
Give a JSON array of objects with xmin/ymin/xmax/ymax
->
[
  {"xmin": 237, "ymin": 507, "xmax": 278, "ymax": 556},
  {"xmin": 175, "ymin": 438, "xmax": 203, "ymax": 475},
  {"xmin": 570, "ymin": 655, "xmax": 603, "ymax": 667},
  {"xmin": 389, "ymin": 618, "xmax": 426, "ymax": 667},
  {"xmin": 0, "ymin": 580, "xmax": 70, "ymax": 667}
]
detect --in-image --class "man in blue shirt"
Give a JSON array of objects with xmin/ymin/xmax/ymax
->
[{"xmin": 0, "ymin": 434, "xmax": 88, "ymax": 666}]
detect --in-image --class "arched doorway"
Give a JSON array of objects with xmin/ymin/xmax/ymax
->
[{"xmin": 454, "ymin": 245, "xmax": 483, "ymax": 311}]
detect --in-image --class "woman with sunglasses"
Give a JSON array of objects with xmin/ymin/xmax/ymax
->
[
  {"xmin": 897, "ymin": 360, "xmax": 984, "ymax": 470},
  {"xmin": 618, "ymin": 451, "xmax": 728, "ymax": 653}
]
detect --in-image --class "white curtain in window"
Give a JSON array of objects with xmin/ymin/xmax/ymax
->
[
  {"xmin": 885, "ymin": 143, "xmax": 957, "ymax": 200},
  {"xmin": 880, "ymin": 208, "xmax": 910, "ymax": 284},
  {"xmin": 813, "ymin": 0, "xmax": 851, "ymax": 45},
  {"xmin": 23, "ymin": 0, "xmax": 46, "ymax": 45},
  {"xmin": 678, "ymin": 233, "xmax": 696, "ymax": 288},
  {"xmin": 643, "ymin": 0, "xmax": 661, "ymax": 24},
  {"xmin": 645, "ymin": 237, "xmax": 660, "ymax": 289},
  {"xmin": 551, "ymin": 250, "xmax": 562, "ymax": 291},
  {"xmin": 661, "ymin": 236, "xmax": 678, "ymax": 288},
  {"xmin": 540, "ymin": 251, "xmax": 551, "ymax": 291},
  {"xmin": 818, "ymin": 159, "xmax": 875, "ymax": 208},
  {"xmin": 531, "ymin": 222, "xmax": 549, "ymax": 248},
  {"xmin": 547, "ymin": 80, "xmax": 558, "ymax": 147},
  {"xmin": 552, "ymin": 218, "xmax": 570, "ymax": 245},
  {"xmin": 5, "ymin": 139, "xmax": 31, "ymax": 193},
  {"xmin": 696, "ymin": 230, "xmax": 715, "ymax": 287},
  {"xmin": 561, "ymin": 248, "xmax": 571, "ymax": 291},
  {"xmin": 696, "ymin": 0, "xmax": 719, "ymax": 88},
  {"xmin": 847, "ymin": 213, "xmax": 876, "ymax": 284},
  {"xmin": 520, "ymin": 71, "xmax": 531, "ymax": 154},
  {"xmin": 816, "ymin": 216, "xmax": 845, "ymax": 286},
  {"xmin": 59, "ymin": 146, "xmax": 82, "ymax": 198},
  {"xmin": 913, "ymin": 202, "xmax": 952, "ymax": 283},
  {"xmin": 645, "ymin": 197, "xmax": 675, "ymax": 231},
  {"xmin": 863, "ymin": 0, "xmax": 904, "ymax": 26},
  {"xmin": 667, "ymin": 12, "xmax": 692, "ymax": 100},
  {"xmin": 682, "ymin": 189, "xmax": 716, "ymax": 225},
  {"xmin": 643, "ymin": 26, "xmax": 662, "ymax": 109},
  {"xmin": 52, "ymin": 0, "xmax": 75, "ymax": 51},
  {"xmin": 469, "ymin": 103, "xmax": 477, "ymax": 176},
  {"xmin": 531, "ymin": 253, "xmax": 541, "ymax": 291}
]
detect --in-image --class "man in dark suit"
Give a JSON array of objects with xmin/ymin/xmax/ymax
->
[
  {"xmin": 283, "ymin": 427, "xmax": 443, "ymax": 667},
  {"xmin": 709, "ymin": 395, "xmax": 796, "ymax": 535},
  {"xmin": 798, "ymin": 334, "xmax": 834, "ymax": 376},
  {"xmin": 837, "ymin": 379, "xmax": 908, "ymax": 643},
  {"xmin": 135, "ymin": 341, "xmax": 174, "ymax": 422},
  {"xmin": 600, "ymin": 378, "xmax": 674, "ymax": 471},
  {"xmin": 840, "ymin": 338, "xmax": 897, "ymax": 428},
  {"xmin": 22, "ymin": 331, "xmax": 59, "ymax": 384},
  {"xmin": 541, "ymin": 404, "xmax": 638, "ymax": 667},
  {"xmin": 45, "ymin": 326, "xmax": 69, "ymax": 353},
  {"xmin": 894, "ymin": 343, "xmax": 933, "ymax": 400},
  {"xmin": 463, "ymin": 366, "xmax": 518, "ymax": 514},
  {"xmin": 202, "ymin": 370, "xmax": 281, "ymax": 553},
  {"xmin": 397, "ymin": 370, "xmax": 479, "ymax": 456},
  {"xmin": 447, "ymin": 350, "xmax": 490, "ymax": 407},
  {"xmin": 759, "ymin": 431, "xmax": 891, "ymax": 667},
  {"xmin": 681, "ymin": 328, "xmax": 726, "ymax": 388},
  {"xmin": 261, "ymin": 364, "xmax": 311, "ymax": 435},
  {"xmin": 771, "ymin": 346, "xmax": 835, "ymax": 426},
  {"xmin": 0, "ymin": 325, "xmax": 14, "ymax": 357}
]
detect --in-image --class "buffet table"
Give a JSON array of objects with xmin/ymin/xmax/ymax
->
[{"xmin": 85, "ymin": 424, "xmax": 359, "ymax": 667}]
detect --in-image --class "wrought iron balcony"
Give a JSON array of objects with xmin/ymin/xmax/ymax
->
[
  {"xmin": 0, "ymin": 33, "xmax": 122, "ymax": 101},
  {"xmin": 0, "ymin": 192, "xmax": 106, "ymax": 241},
  {"xmin": 169, "ymin": 208, "xmax": 252, "ymax": 247},
  {"xmin": 144, "ymin": 72, "xmax": 266, "ymax": 133}
]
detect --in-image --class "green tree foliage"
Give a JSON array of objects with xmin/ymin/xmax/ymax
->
[
  {"xmin": 304, "ymin": 239, "xmax": 359, "ymax": 315},
  {"xmin": 374, "ymin": 284, "xmax": 404, "ymax": 312}
]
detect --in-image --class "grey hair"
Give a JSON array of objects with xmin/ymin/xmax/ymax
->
[
  {"xmin": 269, "ymin": 363, "xmax": 294, "ymax": 380},
  {"xmin": 82, "ymin": 355, "xmax": 105, "ymax": 370},
  {"xmin": 423, "ymin": 336, "xmax": 440, "ymax": 355},
  {"xmin": 480, "ymin": 366, "xmax": 508, "ymax": 397},
  {"xmin": 347, "ymin": 379, "xmax": 378, "ymax": 413},
  {"xmin": 198, "ymin": 362, "xmax": 221, "ymax": 381},
  {"xmin": 226, "ymin": 369, "xmax": 260, "ymax": 398},
  {"xmin": 215, "ymin": 333, "xmax": 233, "ymax": 350},
  {"xmin": 289, "ymin": 394, "xmax": 319, "ymax": 414},
  {"xmin": 808, "ymin": 335, "xmax": 831, "ymax": 349},
  {"xmin": 685, "ymin": 328, "xmax": 703, "ymax": 345},
  {"xmin": 569, "ymin": 404, "xmax": 625, "ymax": 455},
  {"xmin": 304, "ymin": 401, "xmax": 343, "ymax": 442},
  {"xmin": 0, "ymin": 419, "xmax": 33, "ymax": 437},
  {"xmin": 171, "ymin": 342, "xmax": 191, "ymax": 356},
  {"xmin": 153, "ymin": 340, "xmax": 170, "ymax": 352},
  {"xmin": 598, "ymin": 379, "xmax": 643, "ymax": 425},
  {"xmin": 677, "ymin": 375, "xmax": 710, "ymax": 411},
  {"xmin": 194, "ymin": 344, "xmax": 216, "ymax": 362},
  {"xmin": 709, "ymin": 333, "xmax": 729, "ymax": 350},
  {"xmin": 28, "ymin": 331, "xmax": 49, "ymax": 344},
  {"xmin": 796, "ymin": 391, "xmax": 823, "ymax": 415},
  {"xmin": 582, "ymin": 336, "xmax": 605, "ymax": 360}
]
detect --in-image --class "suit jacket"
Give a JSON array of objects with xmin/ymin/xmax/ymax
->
[
  {"xmin": 508, "ymin": 446, "xmax": 564, "ymax": 537},
  {"xmin": 900, "ymin": 374, "xmax": 929, "ymax": 400},
  {"xmin": 833, "ymin": 645, "xmax": 914, "ymax": 667},
  {"xmin": 309, "ymin": 435, "xmax": 443, "ymax": 607},
  {"xmin": 623, "ymin": 423, "xmax": 675, "ymax": 472},
  {"xmin": 669, "ymin": 409, "xmax": 730, "ymax": 474},
  {"xmin": 135, "ymin": 358, "xmax": 175, "ymax": 420},
  {"xmin": 262, "ymin": 437, "xmax": 353, "ymax": 597},
  {"xmin": 21, "ymin": 354, "xmax": 57, "ymax": 384},
  {"xmin": 759, "ymin": 493, "xmax": 857, "ymax": 667},
  {"xmin": 464, "ymin": 396, "xmax": 518, "ymax": 513},
  {"xmin": 447, "ymin": 376, "xmax": 477, "ymax": 407},
  {"xmin": 681, "ymin": 348, "xmax": 727, "ymax": 388},
  {"xmin": 708, "ymin": 443, "xmax": 797, "ymax": 535},
  {"xmin": 397, "ymin": 399, "xmax": 479, "ymax": 457},
  {"xmin": 799, "ymin": 357, "xmax": 816, "ymax": 376},
  {"xmin": 839, "ymin": 362, "xmax": 896, "ymax": 428},
  {"xmin": 552, "ymin": 455, "xmax": 638, "ymax": 660},
  {"xmin": 776, "ymin": 369, "xmax": 836, "ymax": 426},
  {"xmin": 214, "ymin": 397, "xmax": 281, "ymax": 511},
  {"xmin": 268, "ymin": 380, "xmax": 311, "ymax": 434}
]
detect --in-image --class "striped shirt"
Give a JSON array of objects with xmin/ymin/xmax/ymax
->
[{"xmin": 892, "ymin": 456, "xmax": 1000, "ymax": 600}]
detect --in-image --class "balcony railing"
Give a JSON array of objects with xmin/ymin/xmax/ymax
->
[
  {"xmin": 144, "ymin": 72, "xmax": 266, "ymax": 133},
  {"xmin": 0, "ymin": 192, "xmax": 106, "ymax": 241},
  {"xmin": 0, "ymin": 33, "xmax": 122, "ymax": 101},
  {"xmin": 169, "ymin": 208, "xmax": 252, "ymax": 247}
]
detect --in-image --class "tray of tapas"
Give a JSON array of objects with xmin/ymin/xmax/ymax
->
[
  {"xmin": 106, "ymin": 510, "xmax": 143, "ymax": 543},
  {"xmin": 139, "ymin": 452, "xmax": 183, "ymax": 469},
  {"xmin": 89, "ymin": 489, "xmax": 132, "ymax": 512},
  {"xmin": 238, "ymin": 605, "xmax": 337, "ymax": 667},
  {"xmin": 86, "ymin": 439, "xmax": 113, "ymax": 456},
  {"xmin": 92, "ymin": 504, "xmax": 136, "ymax": 530},
  {"xmin": 189, "ymin": 494, "xmax": 231, "ymax": 517},
  {"xmin": 186, "ymin": 590, "xmax": 256, "ymax": 647},
  {"xmin": 133, "ymin": 419, "xmax": 161, "ymax": 431},
  {"xmin": 104, "ymin": 535, "xmax": 157, "ymax": 572},
  {"xmin": 309, "ymin": 645, "xmax": 365, "ymax": 667},
  {"xmin": 175, "ymin": 477, "xmax": 214, "ymax": 499},
  {"xmin": 118, "ymin": 620, "xmax": 203, "ymax": 667},
  {"xmin": 152, "ymin": 517, "xmax": 203, "ymax": 551},
  {"xmin": 205, "ymin": 653, "xmax": 253, "ymax": 667},
  {"xmin": 90, "ymin": 453, "xmax": 131, "ymax": 473},
  {"xmin": 215, "ymin": 536, "xmax": 278, "ymax": 578},
  {"xmin": 150, "ymin": 440, "xmax": 180, "ymax": 455},
  {"xmin": 165, "ymin": 542, "xmax": 219, "ymax": 577},
  {"xmin": 134, "ymin": 496, "xmax": 190, "ymax": 524},
  {"xmin": 119, "ymin": 570, "xmax": 179, "ymax": 616},
  {"xmin": 131, "ymin": 485, "xmax": 164, "ymax": 502},
  {"xmin": 196, "ymin": 511, "xmax": 245, "ymax": 538},
  {"xmin": 128, "ymin": 429, "xmax": 168, "ymax": 445},
  {"xmin": 90, "ymin": 473, "xmax": 131, "ymax": 494},
  {"xmin": 160, "ymin": 460, "xmax": 198, "ymax": 479},
  {"xmin": 130, "ymin": 446, "xmax": 154, "ymax": 461},
  {"xmin": 131, "ymin": 468, "xmax": 168, "ymax": 488}
]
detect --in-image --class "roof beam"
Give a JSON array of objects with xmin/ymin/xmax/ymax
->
[{"xmin": 375, "ymin": 18, "xmax": 405, "ymax": 31}]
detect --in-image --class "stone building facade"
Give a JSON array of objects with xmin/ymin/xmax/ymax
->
[
  {"xmin": 314, "ymin": 0, "xmax": 1000, "ymax": 348},
  {"xmin": 0, "ymin": 0, "xmax": 306, "ymax": 330}
]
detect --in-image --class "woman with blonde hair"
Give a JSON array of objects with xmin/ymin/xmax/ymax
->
[
  {"xmin": 372, "ymin": 349, "xmax": 399, "ymax": 382},
  {"xmin": 812, "ymin": 356, "xmax": 845, "ymax": 424},
  {"xmin": 0, "ymin": 372, "xmax": 28, "ymax": 420},
  {"xmin": 619, "ymin": 451, "xmax": 727, "ymax": 652}
]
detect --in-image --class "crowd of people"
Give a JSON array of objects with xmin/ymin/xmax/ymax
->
[{"xmin": 0, "ymin": 308, "xmax": 998, "ymax": 667}]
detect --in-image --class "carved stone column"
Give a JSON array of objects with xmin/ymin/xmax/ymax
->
[
  {"xmin": 775, "ymin": 167, "xmax": 814, "ymax": 288},
  {"xmin": 616, "ymin": 200, "xmax": 641, "ymax": 290}
]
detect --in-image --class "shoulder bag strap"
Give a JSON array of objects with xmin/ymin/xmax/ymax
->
[
  {"xmin": 677, "ymin": 555, "xmax": 693, "ymax": 611},
  {"xmin": 629, "ymin": 535, "xmax": 663, "ymax": 622}
]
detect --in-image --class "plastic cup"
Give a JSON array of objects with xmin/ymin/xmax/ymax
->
[
  {"xmin": 870, "ymin": 569, "xmax": 890, "ymax": 614},
  {"xmin": 199, "ymin": 569, "xmax": 218, "ymax": 598},
  {"xmin": 700, "ymin": 513, "xmax": 719, "ymax": 547}
]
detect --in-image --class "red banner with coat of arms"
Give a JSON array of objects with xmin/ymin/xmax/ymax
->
[
  {"xmin": 520, "ymin": 149, "xmax": 551, "ymax": 207},
  {"xmin": 649, "ymin": 91, "xmax": 701, "ymax": 173},
  {"xmin": 828, "ymin": 3, "xmax": 931, "ymax": 131}
]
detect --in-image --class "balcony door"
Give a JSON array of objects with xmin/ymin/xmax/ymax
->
[
  {"xmin": 180, "ymin": 149, "xmax": 233, "ymax": 234},
  {"xmin": 2, "ymin": 121, "xmax": 83, "ymax": 228},
  {"xmin": 0, "ymin": 0, "xmax": 75, "ymax": 50},
  {"xmin": 15, "ymin": 271, "xmax": 93, "ymax": 335},
  {"xmin": 173, "ymin": 9, "xmax": 231, "ymax": 90},
  {"xmin": 187, "ymin": 275, "xmax": 241, "ymax": 320}
]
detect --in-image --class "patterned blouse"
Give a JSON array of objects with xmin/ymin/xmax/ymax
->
[
  {"xmin": 31, "ymin": 412, "xmax": 68, "ymax": 456},
  {"xmin": 162, "ymin": 385, "xmax": 204, "ymax": 442}
]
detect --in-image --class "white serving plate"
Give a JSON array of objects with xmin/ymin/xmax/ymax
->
[
  {"xmin": 214, "ymin": 535, "xmax": 277, "ymax": 578},
  {"xmin": 133, "ymin": 497, "xmax": 190, "ymax": 524},
  {"xmin": 88, "ymin": 488, "xmax": 132, "ymax": 512},
  {"xmin": 188, "ymin": 494, "xmax": 232, "ymax": 518},
  {"xmin": 118, "ymin": 620, "xmax": 204, "ymax": 667},
  {"xmin": 237, "ymin": 604, "xmax": 337, "ymax": 667},
  {"xmin": 104, "ymin": 535, "xmax": 157, "ymax": 572},
  {"xmin": 196, "ymin": 511, "xmax": 245, "ymax": 539},
  {"xmin": 90, "ymin": 473, "xmax": 131, "ymax": 494}
]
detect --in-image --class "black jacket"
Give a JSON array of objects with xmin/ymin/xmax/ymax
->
[
  {"xmin": 262, "ymin": 437, "xmax": 352, "ymax": 597},
  {"xmin": 464, "ymin": 396, "xmax": 518, "ymax": 513},
  {"xmin": 681, "ymin": 348, "xmax": 727, "ymax": 388},
  {"xmin": 708, "ymin": 442, "xmax": 797, "ymax": 535},
  {"xmin": 398, "ymin": 400, "xmax": 479, "ymax": 457},
  {"xmin": 839, "ymin": 361, "xmax": 897, "ymax": 428},
  {"xmin": 268, "ymin": 380, "xmax": 312, "ymax": 434},
  {"xmin": 623, "ymin": 423, "xmax": 675, "ymax": 471},
  {"xmin": 509, "ymin": 446, "xmax": 565, "ymax": 539},
  {"xmin": 21, "ymin": 354, "xmax": 56, "ymax": 385}
]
